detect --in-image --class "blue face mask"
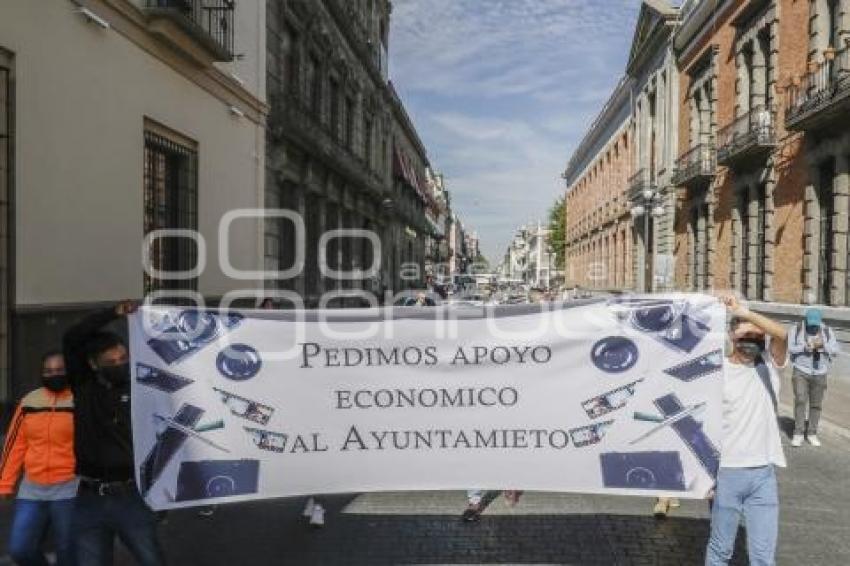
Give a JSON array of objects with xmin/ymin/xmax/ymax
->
[{"xmin": 736, "ymin": 337, "xmax": 765, "ymax": 358}]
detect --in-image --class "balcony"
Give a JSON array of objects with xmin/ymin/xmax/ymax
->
[
  {"xmin": 143, "ymin": 0, "xmax": 234, "ymax": 65},
  {"xmin": 672, "ymin": 143, "xmax": 716, "ymax": 186},
  {"xmin": 628, "ymin": 169, "xmax": 657, "ymax": 202},
  {"xmin": 785, "ymin": 46, "xmax": 850, "ymax": 132},
  {"xmin": 716, "ymin": 105, "xmax": 776, "ymax": 167}
]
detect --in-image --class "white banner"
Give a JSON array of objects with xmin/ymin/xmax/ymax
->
[{"xmin": 129, "ymin": 295, "xmax": 725, "ymax": 510}]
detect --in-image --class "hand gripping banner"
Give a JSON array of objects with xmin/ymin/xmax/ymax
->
[{"xmin": 129, "ymin": 294, "xmax": 726, "ymax": 510}]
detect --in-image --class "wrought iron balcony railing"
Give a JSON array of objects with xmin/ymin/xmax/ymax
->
[
  {"xmin": 716, "ymin": 105, "xmax": 776, "ymax": 166},
  {"xmin": 144, "ymin": 0, "xmax": 234, "ymax": 62},
  {"xmin": 672, "ymin": 142, "xmax": 716, "ymax": 186},
  {"xmin": 628, "ymin": 168, "xmax": 657, "ymax": 201},
  {"xmin": 785, "ymin": 46, "xmax": 850, "ymax": 131}
]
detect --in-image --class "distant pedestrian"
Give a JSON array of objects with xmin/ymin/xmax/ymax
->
[
  {"xmin": 64, "ymin": 301, "xmax": 165, "ymax": 566},
  {"xmin": 788, "ymin": 308, "xmax": 839, "ymax": 447},
  {"xmin": 705, "ymin": 295, "xmax": 787, "ymax": 566},
  {"xmin": 0, "ymin": 351, "xmax": 77, "ymax": 566}
]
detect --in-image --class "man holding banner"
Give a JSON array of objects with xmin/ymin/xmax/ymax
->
[{"xmin": 705, "ymin": 295, "xmax": 788, "ymax": 566}]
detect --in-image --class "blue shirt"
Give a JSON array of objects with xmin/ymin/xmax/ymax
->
[{"xmin": 788, "ymin": 322, "xmax": 840, "ymax": 376}]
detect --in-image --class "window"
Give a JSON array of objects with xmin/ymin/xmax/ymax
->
[
  {"xmin": 143, "ymin": 127, "xmax": 198, "ymax": 293},
  {"xmin": 306, "ymin": 55, "xmax": 321, "ymax": 117},
  {"xmin": 363, "ymin": 114, "xmax": 373, "ymax": 167},
  {"xmin": 345, "ymin": 97, "xmax": 355, "ymax": 150},
  {"xmin": 282, "ymin": 27, "xmax": 300, "ymax": 95},
  {"xmin": 329, "ymin": 78, "xmax": 341, "ymax": 141}
]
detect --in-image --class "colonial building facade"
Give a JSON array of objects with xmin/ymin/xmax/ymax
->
[
  {"xmin": 672, "ymin": 0, "xmax": 809, "ymax": 304},
  {"xmin": 627, "ymin": 0, "xmax": 681, "ymax": 292},
  {"xmin": 564, "ymin": 78, "xmax": 635, "ymax": 291},
  {"xmin": 1, "ymin": 0, "xmax": 267, "ymax": 402},
  {"xmin": 265, "ymin": 0, "xmax": 436, "ymax": 306}
]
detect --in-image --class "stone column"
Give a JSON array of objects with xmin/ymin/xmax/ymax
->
[
  {"xmin": 730, "ymin": 185, "xmax": 743, "ymax": 294},
  {"xmin": 752, "ymin": 38, "xmax": 768, "ymax": 110},
  {"xmin": 831, "ymin": 153, "xmax": 849, "ymax": 305},
  {"xmin": 763, "ymin": 172, "xmax": 777, "ymax": 302},
  {"xmin": 802, "ymin": 165, "xmax": 820, "ymax": 304},
  {"xmin": 736, "ymin": 48, "xmax": 751, "ymax": 116},
  {"xmin": 747, "ymin": 184, "xmax": 761, "ymax": 298},
  {"xmin": 293, "ymin": 188, "xmax": 307, "ymax": 299}
]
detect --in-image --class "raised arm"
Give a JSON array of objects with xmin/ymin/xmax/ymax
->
[{"xmin": 722, "ymin": 295, "xmax": 788, "ymax": 364}]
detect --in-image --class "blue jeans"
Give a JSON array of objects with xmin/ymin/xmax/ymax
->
[
  {"xmin": 8, "ymin": 497, "xmax": 76, "ymax": 566},
  {"xmin": 705, "ymin": 466, "xmax": 779, "ymax": 566},
  {"xmin": 73, "ymin": 489, "xmax": 165, "ymax": 566}
]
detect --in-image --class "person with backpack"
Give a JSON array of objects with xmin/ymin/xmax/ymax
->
[
  {"xmin": 705, "ymin": 295, "xmax": 788, "ymax": 566},
  {"xmin": 788, "ymin": 308, "xmax": 839, "ymax": 447}
]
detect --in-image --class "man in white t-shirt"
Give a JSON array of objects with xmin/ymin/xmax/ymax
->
[{"xmin": 705, "ymin": 295, "xmax": 788, "ymax": 566}]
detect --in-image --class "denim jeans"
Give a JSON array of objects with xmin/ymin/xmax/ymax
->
[
  {"xmin": 705, "ymin": 465, "xmax": 779, "ymax": 566},
  {"xmin": 73, "ymin": 489, "xmax": 165, "ymax": 566},
  {"xmin": 8, "ymin": 497, "xmax": 76, "ymax": 566}
]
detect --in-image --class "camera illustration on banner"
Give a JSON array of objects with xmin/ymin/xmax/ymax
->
[
  {"xmin": 216, "ymin": 344, "xmax": 262, "ymax": 381},
  {"xmin": 135, "ymin": 363, "xmax": 194, "ymax": 393},
  {"xmin": 213, "ymin": 387, "xmax": 275, "ymax": 426},
  {"xmin": 245, "ymin": 427, "xmax": 288, "ymax": 453},
  {"xmin": 146, "ymin": 310, "xmax": 243, "ymax": 365},
  {"xmin": 139, "ymin": 404, "xmax": 205, "ymax": 495},
  {"xmin": 570, "ymin": 420, "xmax": 614, "ymax": 448},
  {"xmin": 175, "ymin": 459, "xmax": 260, "ymax": 502},
  {"xmin": 600, "ymin": 451, "xmax": 687, "ymax": 491},
  {"xmin": 664, "ymin": 349, "xmax": 723, "ymax": 382},
  {"xmin": 590, "ymin": 336, "xmax": 639, "ymax": 373},
  {"xmin": 609, "ymin": 298, "xmax": 710, "ymax": 354},
  {"xmin": 654, "ymin": 393, "xmax": 720, "ymax": 477},
  {"xmin": 581, "ymin": 379, "xmax": 644, "ymax": 419}
]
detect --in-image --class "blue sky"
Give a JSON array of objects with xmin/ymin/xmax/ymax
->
[{"xmin": 389, "ymin": 0, "xmax": 641, "ymax": 263}]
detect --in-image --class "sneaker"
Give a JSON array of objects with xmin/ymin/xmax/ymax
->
[
  {"xmin": 653, "ymin": 499, "xmax": 670, "ymax": 519},
  {"xmin": 197, "ymin": 506, "xmax": 215, "ymax": 517},
  {"xmin": 302, "ymin": 497, "xmax": 315, "ymax": 518},
  {"xmin": 791, "ymin": 434, "xmax": 804, "ymax": 447},
  {"xmin": 309, "ymin": 503, "xmax": 325, "ymax": 528},
  {"xmin": 808, "ymin": 435, "xmax": 821, "ymax": 447}
]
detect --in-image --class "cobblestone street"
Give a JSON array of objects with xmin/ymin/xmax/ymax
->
[{"xmin": 2, "ymin": 413, "xmax": 846, "ymax": 565}]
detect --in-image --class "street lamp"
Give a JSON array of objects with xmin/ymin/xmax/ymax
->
[{"xmin": 631, "ymin": 188, "xmax": 664, "ymax": 293}]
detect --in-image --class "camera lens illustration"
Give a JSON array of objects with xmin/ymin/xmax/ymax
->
[
  {"xmin": 206, "ymin": 475, "xmax": 237, "ymax": 498},
  {"xmin": 216, "ymin": 344, "xmax": 263, "ymax": 381},
  {"xmin": 625, "ymin": 467, "xmax": 657, "ymax": 488},
  {"xmin": 631, "ymin": 304, "xmax": 677, "ymax": 332},
  {"xmin": 178, "ymin": 310, "xmax": 220, "ymax": 343},
  {"xmin": 591, "ymin": 336, "xmax": 639, "ymax": 373}
]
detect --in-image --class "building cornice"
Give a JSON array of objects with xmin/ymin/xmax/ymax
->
[{"xmin": 76, "ymin": 0, "xmax": 268, "ymax": 124}]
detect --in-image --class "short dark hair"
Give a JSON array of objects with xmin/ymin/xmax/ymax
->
[
  {"xmin": 728, "ymin": 316, "xmax": 745, "ymax": 331},
  {"xmin": 85, "ymin": 331, "xmax": 126, "ymax": 362}
]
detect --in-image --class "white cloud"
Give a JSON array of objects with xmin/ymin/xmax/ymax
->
[{"xmin": 390, "ymin": 0, "xmax": 639, "ymax": 260}]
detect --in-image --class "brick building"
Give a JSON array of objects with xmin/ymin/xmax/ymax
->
[
  {"xmin": 564, "ymin": 78, "xmax": 635, "ymax": 291},
  {"xmin": 672, "ymin": 0, "xmax": 810, "ymax": 305}
]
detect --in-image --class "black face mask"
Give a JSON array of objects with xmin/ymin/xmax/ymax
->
[
  {"xmin": 98, "ymin": 363, "xmax": 130, "ymax": 386},
  {"xmin": 43, "ymin": 375, "xmax": 69, "ymax": 392},
  {"xmin": 806, "ymin": 325, "xmax": 820, "ymax": 336},
  {"xmin": 736, "ymin": 337, "xmax": 765, "ymax": 358}
]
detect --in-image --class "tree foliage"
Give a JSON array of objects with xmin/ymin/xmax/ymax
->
[{"xmin": 548, "ymin": 195, "xmax": 566, "ymax": 270}]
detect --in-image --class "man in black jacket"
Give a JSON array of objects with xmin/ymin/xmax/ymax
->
[{"xmin": 64, "ymin": 300, "xmax": 165, "ymax": 566}]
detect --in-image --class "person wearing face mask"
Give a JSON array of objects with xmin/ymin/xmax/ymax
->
[
  {"xmin": 63, "ymin": 300, "xmax": 165, "ymax": 566},
  {"xmin": 705, "ymin": 295, "xmax": 788, "ymax": 566},
  {"xmin": 0, "ymin": 351, "xmax": 77, "ymax": 566},
  {"xmin": 788, "ymin": 308, "xmax": 839, "ymax": 447}
]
